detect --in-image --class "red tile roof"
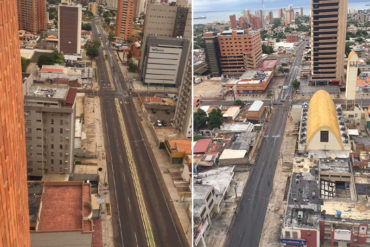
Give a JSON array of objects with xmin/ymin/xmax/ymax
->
[
  {"xmin": 193, "ymin": 138, "xmax": 212, "ymax": 154},
  {"xmin": 63, "ymin": 87, "xmax": 77, "ymax": 106},
  {"xmin": 40, "ymin": 68, "xmax": 64, "ymax": 73},
  {"xmin": 168, "ymin": 139, "xmax": 192, "ymax": 155},
  {"xmin": 38, "ymin": 183, "xmax": 83, "ymax": 231}
]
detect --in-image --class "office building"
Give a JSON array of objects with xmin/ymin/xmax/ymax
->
[
  {"xmin": 173, "ymin": 45, "xmax": 192, "ymax": 138},
  {"xmin": 229, "ymin": 14, "xmax": 237, "ymax": 29},
  {"xmin": 24, "ymin": 84, "xmax": 76, "ymax": 178},
  {"xmin": 105, "ymin": 0, "xmax": 117, "ymax": 9},
  {"xmin": 141, "ymin": 36, "xmax": 190, "ymax": 87},
  {"xmin": 115, "ymin": 0, "xmax": 135, "ymax": 41},
  {"xmin": 88, "ymin": 2, "xmax": 98, "ymax": 15},
  {"xmin": 140, "ymin": 2, "xmax": 191, "ymax": 70},
  {"xmin": 345, "ymin": 50, "xmax": 358, "ymax": 101},
  {"xmin": 218, "ymin": 29, "xmax": 262, "ymax": 75},
  {"xmin": 203, "ymin": 32, "xmax": 221, "ymax": 77},
  {"xmin": 17, "ymin": 0, "xmax": 47, "ymax": 34},
  {"xmin": 58, "ymin": 4, "xmax": 82, "ymax": 55},
  {"xmin": 0, "ymin": 1, "xmax": 31, "ymax": 245},
  {"xmin": 310, "ymin": 0, "xmax": 347, "ymax": 86}
]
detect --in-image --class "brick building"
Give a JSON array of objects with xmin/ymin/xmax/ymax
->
[
  {"xmin": 286, "ymin": 34, "xmax": 299, "ymax": 43},
  {"xmin": 115, "ymin": 0, "xmax": 135, "ymax": 41},
  {"xmin": 229, "ymin": 14, "xmax": 237, "ymax": 29},
  {"xmin": 0, "ymin": 0, "xmax": 31, "ymax": 245},
  {"xmin": 17, "ymin": 0, "xmax": 47, "ymax": 34},
  {"xmin": 218, "ymin": 29, "xmax": 262, "ymax": 75}
]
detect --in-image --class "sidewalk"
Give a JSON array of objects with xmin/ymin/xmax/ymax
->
[{"xmin": 133, "ymin": 98, "xmax": 192, "ymax": 245}]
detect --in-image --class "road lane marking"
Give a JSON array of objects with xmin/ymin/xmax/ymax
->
[
  {"xmin": 115, "ymin": 98, "xmax": 155, "ymax": 247},
  {"xmin": 103, "ymin": 49, "xmax": 116, "ymax": 91}
]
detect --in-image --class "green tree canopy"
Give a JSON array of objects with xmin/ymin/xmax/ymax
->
[
  {"xmin": 262, "ymin": 44, "xmax": 274, "ymax": 54},
  {"xmin": 37, "ymin": 51, "xmax": 64, "ymax": 68},
  {"xmin": 82, "ymin": 23, "xmax": 92, "ymax": 31},
  {"xmin": 234, "ymin": 99, "xmax": 245, "ymax": 107},
  {"xmin": 21, "ymin": 57, "xmax": 30, "ymax": 73},
  {"xmin": 292, "ymin": 79, "xmax": 300, "ymax": 89},
  {"xmin": 108, "ymin": 32, "xmax": 115, "ymax": 42},
  {"xmin": 194, "ymin": 109, "xmax": 208, "ymax": 131},
  {"xmin": 85, "ymin": 40, "xmax": 101, "ymax": 59},
  {"xmin": 208, "ymin": 109, "xmax": 223, "ymax": 130}
]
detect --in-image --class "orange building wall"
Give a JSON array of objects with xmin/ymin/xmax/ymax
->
[
  {"xmin": 0, "ymin": 1, "xmax": 31, "ymax": 246},
  {"xmin": 115, "ymin": 0, "xmax": 135, "ymax": 41}
]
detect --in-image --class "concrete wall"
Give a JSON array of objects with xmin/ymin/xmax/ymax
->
[
  {"xmin": 31, "ymin": 231, "xmax": 92, "ymax": 247},
  {"xmin": 307, "ymin": 129, "xmax": 342, "ymax": 151}
]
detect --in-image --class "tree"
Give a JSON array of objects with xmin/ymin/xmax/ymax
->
[
  {"xmin": 21, "ymin": 57, "xmax": 30, "ymax": 72},
  {"xmin": 267, "ymin": 89, "xmax": 273, "ymax": 97},
  {"xmin": 208, "ymin": 109, "xmax": 223, "ymax": 130},
  {"xmin": 356, "ymin": 37, "xmax": 364, "ymax": 43},
  {"xmin": 262, "ymin": 44, "xmax": 274, "ymax": 54},
  {"xmin": 194, "ymin": 109, "xmax": 208, "ymax": 131},
  {"xmin": 345, "ymin": 42, "xmax": 354, "ymax": 57},
  {"xmin": 37, "ymin": 51, "xmax": 64, "ymax": 68},
  {"xmin": 85, "ymin": 40, "xmax": 101, "ymax": 59},
  {"xmin": 292, "ymin": 79, "xmax": 300, "ymax": 89},
  {"xmin": 108, "ymin": 32, "xmax": 115, "ymax": 42},
  {"xmin": 82, "ymin": 23, "xmax": 92, "ymax": 31},
  {"xmin": 234, "ymin": 99, "xmax": 245, "ymax": 107}
]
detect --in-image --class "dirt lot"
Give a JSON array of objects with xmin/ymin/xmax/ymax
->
[{"xmin": 194, "ymin": 78, "xmax": 224, "ymax": 98}]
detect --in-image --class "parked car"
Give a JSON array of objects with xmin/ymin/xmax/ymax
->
[{"xmin": 156, "ymin": 120, "xmax": 162, "ymax": 127}]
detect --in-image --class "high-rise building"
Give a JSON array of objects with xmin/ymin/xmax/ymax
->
[
  {"xmin": 140, "ymin": 2, "xmax": 191, "ymax": 70},
  {"xmin": 24, "ymin": 84, "xmax": 76, "ymax": 178},
  {"xmin": 88, "ymin": 2, "xmax": 98, "ymax": 15},
  {"xmin": 134, "ymin": 0, "xmax": 145, "ymax": 18},
  {"xmin": 0, "ymin": 0, "xmax": 31, "ymax": 245},
  {"xmin": 218, "ymin": 29, "xmax": 262, "ymax": 75},
  {"xmin": 141, "ymin": 36, "xmax": 190, "ymax": 87},
  {"xmin": 229, "ymin": 14, "xmax": 237, "ymax": 29},
  {"xmin": 278, "ymin": 8, "xmax": 283, "ymax": 18},
  {"xmin": 115, "ymin": 0, "xmax": 135, "ymax": 41},
  {"xmin": 310, "ymin": 0, "xmax": 347, "ymax": 86},
  {"xmin": 239, "ymin": 16, "xmax": 248, "ymax": 29},
  {"xmin": 105, "ymin": 0, "xmax": 118, "ymax": 9},
  {"xmin": 17, "ymin": 0, "xmax": 47, "ymax": 34},
  {"xmin": 203, "ymin": 32, "xmax": 221, "ymax": 77},
  {"xmin": 249, "ymin": 15, "xmax": 262, "ymax": 29},
  {"xmin": 173, "ymin": 45, "xmax": 192, "ymax": 138},
  {"xmin": 268, "ymin": 11, "xmax": 274, "ymax": 24},
  {"xmin": 300, "ymin": 7, "xmax": 304, "ymax": 16},
  {"xmin": 345, "ymin": 50, "xmax": 358, "ymax": 101},
  {"xmin": 255, "ymin": 9, "xmax": 264, "ymax": 28},
  {"xmin": 242, "ymin": 9, "xmax": 250, "ymax": 19},
  {"xmin": 58, "ymin": 4, "xmax": 82, "ymax": 55}
]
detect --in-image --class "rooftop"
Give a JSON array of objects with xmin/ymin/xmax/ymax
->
[
  {"xmin": 28, "ymin": 85, "xmax": 69, "ymax": 99},
  {"xmin": 167, "ymin": 139, "xmax": 192, "ymax": 155},
  {"xmin": 248, "ymin": 100, "xmax": 264, "ymax": 112},
  {"xmin": 28, "ymin": 182, "xmax": 43, "ymax": 228},
  {"xmin": 193, "ymin": 138, "xmax": 212, "ymax": 154},
  {"xmin": 319, "ymin": 158, "xmax": 351, "ymax": 174},
  {"xmin": 193, "ymin": 184, "xmax": 214, "ymax": 201},
  {"xmin": 36, "ymin": 181, "xmax": 92, "ymax": 232}
]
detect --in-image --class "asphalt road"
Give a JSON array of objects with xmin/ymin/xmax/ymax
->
[
  {"xmin": 91, "ymin": 18, "xmax": 187, "ymax": 247},
  {"xmin": 224, "ymin": 41, "xmax": 306, "ymax": 247}
]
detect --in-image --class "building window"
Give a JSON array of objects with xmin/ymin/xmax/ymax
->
[
  {"xmin": 51, "ymin": 127, "xmax": 54, "ymax": 133},
  {"xmin": 51, "ymin": 159, "xmax": 54, "ymax": 164},
  {"xmin": 51, "ymin": 144, "xmax": 54, "ymax": 149},
  {"xmin": 59, "ymin": 160, "xmax": 62, "ymax": 165},
  {"xmin": 285, "ymin": 231, "xmax": 290, "ymax": 238},
  {"xmin": 60, "ymin": 144, "xmax": 63, "ymax": 149},
  {"xmin": 60, "ymin": 120, "xmax": 63, "ymax": 125},
  {"xmin": 51, "ymin": 119, "xmax": 54, "ymax": 124},
  {"xmin": 320, "ymin": 130, "xmax": 329, "ymax": 142},
  {"xmin": 60, "ymin": 128, "xmax": 63, "ymax": 134}
]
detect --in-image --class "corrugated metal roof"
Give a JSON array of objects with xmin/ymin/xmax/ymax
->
[{"xmin": 248, "ymin": 100, "xmax": 264, "ymax": 112}]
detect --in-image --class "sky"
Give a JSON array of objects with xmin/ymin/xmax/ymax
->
[{"xmin": 193, "ymin": 0, "xmax": 370, "ymax": 13}]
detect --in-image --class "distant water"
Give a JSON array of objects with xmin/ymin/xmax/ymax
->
[{"xmin": 194, "ymin": 0, "xmax": 370, "ymax": 24}]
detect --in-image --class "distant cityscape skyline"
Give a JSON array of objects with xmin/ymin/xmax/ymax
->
[{"xmin": 194, "ymin": 0, "xmax": 369, "ymax": 24}]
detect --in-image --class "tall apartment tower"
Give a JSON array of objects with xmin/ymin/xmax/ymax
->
[
  {"xmin": 24, "ymin": 84, "xmax": 76, "ymax": 178},
  {"xmin": 311, "ymin": 0, "xmax": 347, "ymax": 86},
  {"xmin": 0, "ymin": 0, "xmax": 31, "ymax": 245},
  {"xmin": 345, "ymin": 50, "xmax": 358, "ymax": 101},
  {"xmin": 229, "ymin": 14, "xmax": 237, "ymax": 29},
  {"xmin": 58, "ymin": 4, "xmax": 82, "ymax": 55},
  {"xmin": 203, "ymin": 32, "xmax": 221, "ymax": 77},
  {"xmin": 218, "ymin": 29, "xmax": 262, "ymax": 75},
  {"xmin": 17, "ymin": 0, "xmax": 47, "ymax": 34},
  {"xmin": 105, "ymin": 0, "xmax": 118, "ymax": 9},
  {"xmin": 115, "ymin": 0, "xmax": 135, "ymax": 41}
]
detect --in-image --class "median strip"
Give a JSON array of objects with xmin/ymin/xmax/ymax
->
[
  {"xmin": 114, "ymin": 98, "xmax": 155, "ymax": 247},
  {"xmin": 103, "ymin": 50, "xmax": 116, "ymax": 91}
]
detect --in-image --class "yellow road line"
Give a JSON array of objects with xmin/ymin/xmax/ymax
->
[
  {"xmin": 103, "ymin": 50, "xmax": 116, "ymax": 91},
  {"xmin": 115, "ymin": 98, "xmax": 155, "ymax": 247}
]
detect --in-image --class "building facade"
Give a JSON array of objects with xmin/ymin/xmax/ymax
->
[
  {"xmin": 17, "ymin": 0, "xmax": 47, "ymax": 34},
  {"xmin": 0, "ymin": 0, "xmax": 31, "ymax": 245},
  {"xmin": 88, "ymin": 2, "xmax": 98, "ymax": 15},
  {"xmin": 24, "ymin": 85, "xmax": 76, "ymax": 178},
  {"xmin": 218, "ymin": 29, "xmax": 262, "ymax": 76},
  {"xmin": 203, "ymin": 32, "xmax": 221, "ymax": 77},
  {"xmin": 141, "ymin": 36, "xmax": 190, "ymax": 87},
  {"xmin": 310, "ymin": 0, "xmax": 347, "ymax": 87},
  {"xmin": 229, "ymin": 14, "xmax": 237, "ymax": 29},
  {"xmin": 115, "ymin": 0, "xmax": 135, "ymax": 41},
  {"xmin": 345, "ymin": 50, "xmax": 359, "ymax": 101},
  {"xmin": 58, "ymin": 4, "xmax": 82, "ymax": 55}
]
